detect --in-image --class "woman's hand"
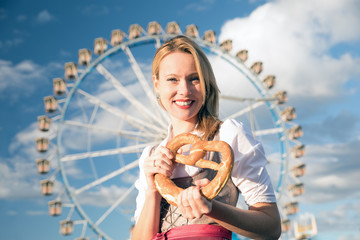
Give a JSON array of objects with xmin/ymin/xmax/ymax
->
[
  {"xmin": 143, "ymin": 146, "xmax": 175, "ymax": 190},
  {"xmin": 177, "ymin": 178, "xmax": 212, "ymax": 219}
]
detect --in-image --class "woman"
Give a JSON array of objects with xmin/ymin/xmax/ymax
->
[{"xmin": 132, "ymin": 35, "xmax": 281, "ymax": 240}]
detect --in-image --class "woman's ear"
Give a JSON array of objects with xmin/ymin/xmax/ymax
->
[
  {"xmin": 153, "ymin": 74, "xmax": 159, "ymax": 91},
  {"xmin": 153, "ymin": 74, "xmax": 163, "ymax": 106}
]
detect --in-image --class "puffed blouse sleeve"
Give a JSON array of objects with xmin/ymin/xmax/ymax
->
[
  {"xmin": 220, "ymin": 119, "xmax": 276, "ymax": 206},
  {"xmin": 134, "ymin": 145, "xmax": 153, "ymax": 223}
]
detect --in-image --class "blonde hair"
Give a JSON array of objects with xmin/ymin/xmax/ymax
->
[{"xmin": 152, "ymin": 35, "xmax": 221, "ymax": 140}]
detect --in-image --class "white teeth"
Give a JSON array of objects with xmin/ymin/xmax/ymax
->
[{"xmin": 176, "ymin": 101, "xmax": 192, "ymax": 106}]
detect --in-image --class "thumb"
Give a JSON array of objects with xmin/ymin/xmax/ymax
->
[{"xmin": 194, "ymin": 178, "xmax": 210, "ymax": 187}]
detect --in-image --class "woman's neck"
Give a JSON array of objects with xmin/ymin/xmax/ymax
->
[{"xmin": 171, "ymin": 119, "xmax": 198, "ymax": 137}]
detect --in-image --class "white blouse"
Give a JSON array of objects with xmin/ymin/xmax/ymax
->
[{"xmin": 134, "ymin": 119, "xmax": 276, "ymax": 222}]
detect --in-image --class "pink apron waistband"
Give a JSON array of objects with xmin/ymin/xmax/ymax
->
[{"xmin": 152, "ymin": 224, "xmax": 232, "ymax": 240}]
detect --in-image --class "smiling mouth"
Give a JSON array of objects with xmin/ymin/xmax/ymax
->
[{"xmin": 174, "ymin": 100, "xmax": 193, "ymax": 106}]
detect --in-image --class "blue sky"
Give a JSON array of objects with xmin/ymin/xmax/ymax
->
[{"xmin": 1, "ymin": 0, "xmax": 360, "ymax": 239}]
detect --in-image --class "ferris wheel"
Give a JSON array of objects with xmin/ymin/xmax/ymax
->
[{"xmin": 35, "ymin": 21, "xmax": 308, "ymax": 240}]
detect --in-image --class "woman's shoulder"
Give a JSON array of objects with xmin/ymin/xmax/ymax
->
[
  {"xmin": 219, "ymin": 119, "xmax": 255, "ymax": 143},
  {"xmin": 220, "ymin": 119, "xmax": 247, "ymax": 133}
]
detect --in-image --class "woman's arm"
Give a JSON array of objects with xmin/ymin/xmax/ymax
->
[
  {"xmin": 208, "ymin": 200, "xmax": 281, "ymax": 239},
  {"xmin": 176, "ymin": 179, "xmax": 281, "ymax": 240},
  {"xmin": 131, "ymin": 146, "xmax": 175, "ymax": 240},
  {"xmin": 131, "ymin": 189, "xmax": 162, "ymax": 240},
  {"xmin": 212, "ymin": 119, "xmax": 281, "ymax": 238}
]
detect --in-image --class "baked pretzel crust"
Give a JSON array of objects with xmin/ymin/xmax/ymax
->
[{"xmin": 154, "ymin": 133, "xmax": 234, "ymax": 206}]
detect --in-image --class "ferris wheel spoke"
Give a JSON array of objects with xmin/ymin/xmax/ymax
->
[
  {"xmin": 95, "ymin": 64, "xmax": 167, "ymax": 129},
  {"xmin": 254, "ymin": 127, "xmax": 285, "ymax": 137},
  {"xmin": 122, "ymin": 46, "xmax": 170, "ymax": 125},
  {"xmin": 88, "ymin": 103, "xmax": 99, "ymax": 125},
  {"xmin": 87, "ymin": 104, "xmax": 100, "ymax": 179},
  {"xmin": 63, "ymin": 120, "xmax": 160, "ymax": 142},
  {"xmin": 95, "ymin": 184, "xmax": 136, "ymax": 226},
  {"xmin": 268, "ymin": 158, "xmax": 283, "ymax": 164},
  {"xmin": 155, "ymin": 37, "xmax": 162, "ymax": 48},
  {"xmin": 61, "ymin": 141, "xmax": 160, "ymax": 162},
  {"xmin": 76, "ymin": 88, "xmax": 166, "ymax": 135},
  {"xmin": 224, "ymin": 101, "xmax": 264, "ymax": 120},
  {"xmin": 75, "ymin": 160, "xmax": 139, "ymax": 195},
  {"xmin": 221, "ymin": 95, "xmax": 277, "ymax": 102}
]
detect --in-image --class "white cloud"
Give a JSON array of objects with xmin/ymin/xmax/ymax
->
[
  {"xmin": 307, "ymin": 0, "xmax": 360, "ymax": 43},
  {"xmin": 339, "ymin": 235, "xmax": 360, "ymax": 240},
  {"xmin": 0, "ymin": 29, "xmax": 27, "ymax": 50},
  {"xmin": 77, "ymin": 184, "xmax": 137, "ymax": 208},
  {"xmin": 0, "ymin": 38, "xmax": 24, "ymax": 50},
  {"xmin": 217, "ymin": 2, "xmax": 360, "ymax": 222},
  {"xmin": 0, "ymin": 59, "xmax": 62, "ymax": 103},
  {"xmin": 0, "ymin": 57, "xmax": 152, "ymax": 203},
  {"xmin": 17, "ymin": 15, "xmax": 27, "ymax": 22},
  {"xmin": 82, "ymin": 4, "xmax": 110, "ymax": 15},
  {"xmin": 36, "ymin": 10, "xmax": 54, "ymax": 23},
  {"xmin": 0, "ymin": 8, "xmax": 6, "ymax": 20},
  {"xmin": 0, "ymin": 121, "xmax": 61, "ymax": 199},
  {"xmin": 304, "ymin": 110, "xmax": 360, "ymax": 143},
  {"xmin": 184, "ymin": 0, "xmax": 215, "ymax": 12},
  {"xmin": 0, "ymin": 60, "xmax": 44, "ymax": 99},
  {"xmin": 9, "ymin": 122, "xmax": 49, "ymax": 156},
  {"xmin": 312, "ymin": 174, "xmax": 347, "ymax": 189},
  {"xmin": 219, "ymin": 0, "xmax": 360, "ymax": 100},
  {"xmin": 8, "ymin": 121, "xmax": 85, "ymax": 180},
  {"xmin": 297, "ymin": 139, "xmax": 360, "ymax": 203},
  {"xmin": 314, "ymin": 197, "xmax": 360, "ymax": 233},
  {"xmin": 59, "ymin": 49, "xmax": 72, "ymax": 58},
  {"xmin": 0, "ymin": 156, "xmax": 41, "ymax": 199},
  {"xmin": 25, "ymin": 210, "xmax": 47, "ymax": 216},
  {"xmin": 6, "ymin": 210, "xmax": 17, "ymax": 216}
]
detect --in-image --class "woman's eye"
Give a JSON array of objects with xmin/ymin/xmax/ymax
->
[{"xmin": 191, "ymin": 77, "xmax": 200, "ymax": 83}]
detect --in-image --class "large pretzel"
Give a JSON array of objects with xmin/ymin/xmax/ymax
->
[{"xmin": 154, "ymin": 133, "xmax": 234, "ymax": 206}]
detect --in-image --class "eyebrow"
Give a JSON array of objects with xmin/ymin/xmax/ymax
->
[{"xmin": 164, "ymin": 72, "xmax": 199, "ymax": 78}]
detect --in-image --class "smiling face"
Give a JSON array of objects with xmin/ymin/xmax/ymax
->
[{"xmin": 154, "ymin": 51, "xmax": 204, "ymax": 126}]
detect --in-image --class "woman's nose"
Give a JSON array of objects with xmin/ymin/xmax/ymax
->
[{"xmin": 178, "ymin": 79, "xmax": 191, "ymax": 95}]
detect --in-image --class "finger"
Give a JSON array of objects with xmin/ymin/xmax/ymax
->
[
  {"xmin": 177, "ymin": 189, "xmax": 193, "ymax": 219},
  {"xmin": 157, "ymin": 146, "xmax": 174, "ymax": 159},
  {"xmin": 144, "ymin": 157, "xmax": 172, "ymax": 177},
  {"xmin": 143, "ymin": 157, "xmax": 156, "ymax": 174},
  {"xmin": 153, "ymin": 159, "xmax": 175, "ymax": 176},
  {"xmin": 153, "ymin": 159, "xmax": 173, "ymax": 177},
  {"xmin": 153, "ymin": 151, "xmax": 175, "ymax": 168},
  {"xmin": 192, "ymin": 186, "xmax": 212, "ymax": 215},
  {"xmin": 177, "ymin": 189, "xmax": 190, "ymax": 208},
  {"xmin": 155, "ymin": 167, "xmax": 173, "ymax": 177},
  {"xmin": 194, "ymin": 178, "xmax": 210, "ymax": 187},
  {"xmin": 182, "ymin": 189, "xmax": 191, "ymax": 208},
  {"xmin": 187, "ymin": 186, "xmax": 205, "ymax": 219},
  {"xmin": 155, "ymin": 156, "xmax": 173, "ymax": 168},
  {"xmin": 177, "ymin": 187, "xmax": 198, "ymax": 219}
]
